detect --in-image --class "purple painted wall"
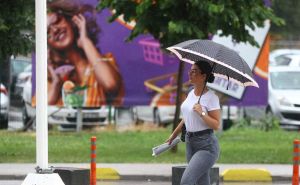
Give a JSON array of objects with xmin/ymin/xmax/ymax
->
[{"xmin": 32, "ymin": 0, "xmax": 268, "ymax": 107}]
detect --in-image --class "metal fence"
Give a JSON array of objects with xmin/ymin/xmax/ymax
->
[{"xmin": 271, "ymin": 40, "xmax": 300, "ymax": 50}]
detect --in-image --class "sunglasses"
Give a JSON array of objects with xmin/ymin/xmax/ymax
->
[
  {"xmin": 47, "ymin": 13, "xmax": 64, "ymax": 32},
  {"xmin": 188, "ymin": 69, "xmax": 201, "ymax": 75}
]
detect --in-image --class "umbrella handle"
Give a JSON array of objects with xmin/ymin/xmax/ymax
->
[
  {"xmin": 226, "ymin": 75, "xmax": 229, "ymax": 90},
  {"xmin": 197, "ymin": 80, "xmax": 207, "ymax": 104},
  {"xmin": 197, "ymin": 63, "xmax": 216, "ymax": 104}
]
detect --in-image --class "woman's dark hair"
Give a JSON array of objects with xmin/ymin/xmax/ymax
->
[
  {"xmin": 194, "ymin": 60, "xmax": 215, "ymax": 83},
  {"xmin": 47, "ymin": 0, "xmax": 100, "ymax": 64},
  {"xmin": 48, "ymin": 0, "xmax": 100, "ymax": 46}
]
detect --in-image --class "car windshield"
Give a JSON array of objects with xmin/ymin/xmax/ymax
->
[
  {"xmin": 271, "ymin": 71, "xmax": 300, "ymax": 89},
  {"xmin": 24, "ymin": 65, "xmax": 32, "ymax": 72},
  {"xmin": 11, "ymin": 59, "xmax": 31, "ymax": 75},
  {"xmin": 273, "ymin": 55, "xmax": 291, "ymax": 66}
]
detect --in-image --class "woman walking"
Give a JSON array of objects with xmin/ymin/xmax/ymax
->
[{"xmin": 166, "ymin": 61, "xmax": 221, "ymax": 185}]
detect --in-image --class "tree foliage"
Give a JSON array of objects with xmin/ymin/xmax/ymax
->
[
  {"xmin": 98, "ymin": 0, "xmax": 284, "ymax": 48},
  {"xmin": 271, "ymin": 0, "xmax": 300, "ymax": 39},
  {"xmin": 0, "ymin": 0, "xmax": 35, "ymax": 61},
  {"xmin": 98, "ymin": 1, "xmax": 284, "ymax": 135}
]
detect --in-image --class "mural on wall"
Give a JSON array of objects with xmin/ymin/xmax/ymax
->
[
  {"xmin": 31, "ymin": 0, "xmax": 185, "ymax": 107},
  {"xmin": 31, "ymin": 0, "xmax": 268, "ymax": 107}
]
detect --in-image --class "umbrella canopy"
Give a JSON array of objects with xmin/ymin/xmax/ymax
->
[{"xmin": 167, "ymin": 39, "xmax": 259, "ymax": 88}]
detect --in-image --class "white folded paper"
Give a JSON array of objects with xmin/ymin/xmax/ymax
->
[{"xmin": 152, "ymin": 137, "xmax": 181, "ymax": 156}]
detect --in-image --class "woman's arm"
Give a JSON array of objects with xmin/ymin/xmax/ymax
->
[
  {"xmin": 202, "ymin": 109, "xmax": 221, "ymax": 130},
  {"xmin": 193, "ymin": 103, "xmax": 221, "ymax": 130},
  {"xmin": 48, "ymin": 65, "xmax": 63, "ymax": 105},
  {"xmin": 166, "ymin": 119, "xmax": 185, "ymax": 144},
  {"xmin": 72, "ymin": 14, "xmax": 122, "ymax": 93}
]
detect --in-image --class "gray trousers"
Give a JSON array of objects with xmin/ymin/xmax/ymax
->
[{"xmin": 180, "ymin": 132, "xmax": 220, "ymax": 185}]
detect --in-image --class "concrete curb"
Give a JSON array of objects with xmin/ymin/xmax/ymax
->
[
  {"xmin": 271, "ymin": 176, "xmax": 292, "ymax": 182},
  {"xmin": 96, "ymin": 168, "xmax": 120, "ymax": 180},
  {"xmin": 222, "ymin": 169, "xmax": 272, "ymax": 182},
  {"xmin": 120, "ymin": 175, "xmax": 171, "ymax": 181}
]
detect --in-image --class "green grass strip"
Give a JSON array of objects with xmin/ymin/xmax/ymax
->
[{"xmin": 0, "ymin": 127, "xmax": 298, "ymax": 163}]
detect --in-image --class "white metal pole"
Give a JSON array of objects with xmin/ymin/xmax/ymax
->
[
  {"xmin": 35, "ymin": 0, "xmax": 48, "ymax": 169},
  {"xmin": 23, "ymin": 1, "xmax": 65, "ymax": 183}
]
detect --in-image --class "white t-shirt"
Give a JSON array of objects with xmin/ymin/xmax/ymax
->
[{"xmin": 181, "ymin": 89, "xmax": 220, "ymax": 132}]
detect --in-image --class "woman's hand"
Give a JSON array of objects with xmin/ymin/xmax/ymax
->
[
  {"xmin": 47, "ymin": 49, "xmax": 60, "ymax": 84},
  {"xmin": 48, "ymin": 64, "xmax": 64, "ymax": 105},
  {"xmin": 193, "ymin": 103, "xmax": 203, "ymax": 115},
  {"xmin": 48, "ymin": 64, "xmax": 61, "ymax": 84},
  {"xmin": 48, "ymin": 63, "xmax": 74, "ymax": 83},
  {"xmin": 165, "ymin": 120, "xmax": 184, "ymax": 145},
  {"xmin": 165, "ymin": 134, "xmax": 177, "ymax": 145},
  {"xmin": 72, "ymin": 14, "xmax": 89, "ymax": 49}
]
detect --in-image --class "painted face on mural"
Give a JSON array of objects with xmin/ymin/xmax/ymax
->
[{"xmin": 47, "ymin": 12, "xmax": 75, "ymax": 50}]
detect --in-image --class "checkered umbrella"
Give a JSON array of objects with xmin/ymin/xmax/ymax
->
[{"xmin": 167, "ymin": 39, "xmax": 259, "ymax": 87}]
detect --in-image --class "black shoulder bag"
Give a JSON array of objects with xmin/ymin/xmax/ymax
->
[
  {"xmin": 180, "ymin": 123, "xmax": 187, "ymax": 142},
  {"xmin": 180, "ymin": 86, "xmax": 193, "ymax": 142}
]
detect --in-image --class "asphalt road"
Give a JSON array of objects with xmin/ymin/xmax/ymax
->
[
  {"xmin": 0, "ymin": 180, "xmax": 170, "ymax": 185},
  {"xmin": 0, "ymin": 180, "xmax": 291, "ymax": 185}
]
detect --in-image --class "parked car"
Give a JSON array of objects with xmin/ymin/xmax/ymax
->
[
  {"xmin": 267, "ymin": 66, "xmax": 300, "ymax": 129},
  {"xmin": 269, "ymin": 49, "xmax": 300, "ymax": 66},
  {"xmin": 21, "ymin": 74, "xmax": 35, "ymax": 126},
  {"xmin": 21, "ymin": 73, "xmax": 109, "ymax": 130},
  {"xmin": 0, "ymin": 84, "xmax": 9, "ymax": 129},
  {"xmin": 15, "ymin": 64, "xmax": 32, "ymax": 95},
  {"xmin": 270, "ymin": 53, "xmax": 300, "ymax": 67},
  {"xmin": 132, "ymin": 105, "xmax": 177, "ymax": 126},
  {"xmin": 10, "ymin": 56, "xmax": 31, "ymax": 99}
]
